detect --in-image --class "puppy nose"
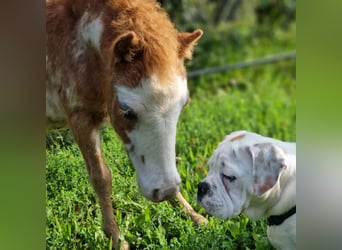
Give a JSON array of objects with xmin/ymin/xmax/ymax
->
[{"xmin": 197, "ymin": 182, "xmax": 210, "ymax": 201}]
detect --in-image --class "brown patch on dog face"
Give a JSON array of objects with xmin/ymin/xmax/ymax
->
[
  {"xmin": 250, "ymin": 143, "xmax": 287, "ymax": 196},
  {"xmin": 255, "ymin": 175, "xmax": 276, "ymax": 195},
  {"xmin": 230, "ymin": 134, "xmax": 246, "ymax": 142}
]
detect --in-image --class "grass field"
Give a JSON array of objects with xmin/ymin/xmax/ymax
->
[{"xmin": 46, "ymin": 20, "xmax": 295, "ymax": 250}]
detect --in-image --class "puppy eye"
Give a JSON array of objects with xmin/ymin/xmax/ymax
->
[
  {"xmin": 222, "ymin": 174, "xmax": 236, "ymax": 182},
  {"xmin": 119, "ymin": 103, "xmax": 137, "ymax": 120}
]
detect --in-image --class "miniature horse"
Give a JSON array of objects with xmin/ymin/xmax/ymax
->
[{"xmin": 46, "ymin": 0, "xmax": 205, "ymax": 248}]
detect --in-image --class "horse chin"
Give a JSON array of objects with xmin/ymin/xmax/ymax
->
[{"xmin": 136, "ymin": 172, "xmax": 180, "ymax": 202}]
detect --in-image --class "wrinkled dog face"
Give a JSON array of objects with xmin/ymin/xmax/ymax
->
[
  {"xmin": 197, "ymin": 140, "xmax": 253, "ymax": 219},
  {"xmin": 197, "ymin": 133, "xmax": 288, "ymax": 220}
]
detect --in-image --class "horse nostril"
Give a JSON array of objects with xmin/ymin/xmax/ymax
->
[
  {"xmin": 151, "ymin": 186, "xmax": 178, "ymax": 202},
  {"xmin": 197, "ymin": 182, "xmax": 210, "ymax": 198},
  {"xmin": 152, "ymin": 188, "xmax": 159, "ymax": 201}
]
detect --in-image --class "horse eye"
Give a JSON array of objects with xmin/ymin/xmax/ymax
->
[
  {"xmin": 119, "ymin": 102, "xmax": 137, "ymax": 120},
  {"xmin": 123, "ymin": 109, "xmax": 137, "ymax": 120}
]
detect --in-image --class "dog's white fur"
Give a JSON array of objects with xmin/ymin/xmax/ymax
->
[{"xmin": 198, "ymin": 130, "xmax": 296, "ymax": 250}]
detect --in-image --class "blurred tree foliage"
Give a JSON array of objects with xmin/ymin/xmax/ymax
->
[
  {"xmin": 156, "ymin": 0, "xmax": 296, "ymax": 95},
  {"xmin": 158, "ymin": 0, "xmax": 296, "ymax": 31}
]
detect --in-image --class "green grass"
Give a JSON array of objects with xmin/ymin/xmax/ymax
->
[{"xmin": 46, "ymin": 20, "xmax": 295, "ymax": 250}]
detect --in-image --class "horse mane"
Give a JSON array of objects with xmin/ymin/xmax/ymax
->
[
  {"xmin": 47, "ymin": 0, "xmax": 182, "ymax": 83},
  {"xmin": 106, "ymin": 0, "xmax": 180, "ymax": 83}
]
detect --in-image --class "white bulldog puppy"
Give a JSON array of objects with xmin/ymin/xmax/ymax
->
[{"xmin": 197, "ymin": 130, "xmax": 296, "ymax": 250}]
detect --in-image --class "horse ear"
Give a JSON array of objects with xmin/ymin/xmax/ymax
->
[
  {"xmin": 113, "ymin": 31, "xmax": 140, "ymax": 63},
  {"xmin": 178, "ymin": 29, "xmax": 203, "ymax": 59},
  {"xmin": 248, "ymin": 143, "xmax": 287, "ymax": 196}
]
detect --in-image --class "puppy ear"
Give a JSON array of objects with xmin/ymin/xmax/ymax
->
[
  {"xmin": 248, "ymin": 143, "xmax": 287, "ymax": 196},
  {"xmin": 177, "ymin": 29, "xmax": 203, "ymax": 59},
  {"xmin": 113, "ymin": 31, "xmax": 141, "ymax": 63}
]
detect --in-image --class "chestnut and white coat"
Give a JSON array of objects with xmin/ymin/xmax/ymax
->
[
  {"xmin": 46, "ymin": 0, "xmax": 205, "ymax": 249},
  {"xmin": 197, "ymin": 131, "xmax": 296, "ymax": 250}
]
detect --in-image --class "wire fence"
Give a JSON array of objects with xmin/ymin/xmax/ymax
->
[{"xmin": 187, "ymin": 51, "xmax": 296, "ymax": 78}]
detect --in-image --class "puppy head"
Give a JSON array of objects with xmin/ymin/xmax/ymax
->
[
  {"xmin": 197, "ymin": 139, "xmax": 287, "ymax": 220},
  {"xmin": 197, "ymin": 139, "xmax": 252, "ymax": 219}
]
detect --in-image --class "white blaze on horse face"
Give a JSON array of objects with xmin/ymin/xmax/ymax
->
[{"xmin": 116, "ymin": 75, "xmax": 187, "ymax": 202}]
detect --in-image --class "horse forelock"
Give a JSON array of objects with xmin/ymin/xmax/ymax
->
[{"xmin": 104, "ymin": 0, "xmax": 184, "ymax": 85}]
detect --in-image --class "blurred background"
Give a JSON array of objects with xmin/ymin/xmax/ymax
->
[{"xmin": 159, "ymin": 0, "xmax": 296, "ymax": 94}]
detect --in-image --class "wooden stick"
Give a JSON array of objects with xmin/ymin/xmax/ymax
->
[{"xmin": 175, "ymin": 192, "xmax": 208, "ymax": 226}]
